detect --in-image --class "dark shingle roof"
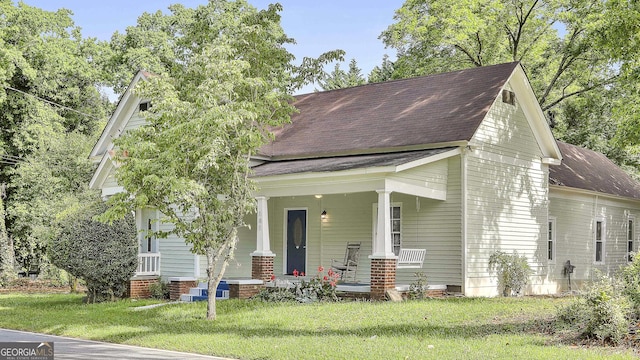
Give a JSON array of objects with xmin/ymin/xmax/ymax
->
[
  {"xmin": 252, "ymin": 148, "xmax": 456, "ymax": 177},
  {"xmin": 550, "ymin": 142, "xmax": 640, "ymax": 200},
  {"xmin": 260, "ymin": 62, "xmax": 520, "ymax": 158}
]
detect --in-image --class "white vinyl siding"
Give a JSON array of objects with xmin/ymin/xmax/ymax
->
[
  {"xmin": 465, "ymin": 84, "xmax": 548, "ymax": 296},
  {"xmin": 122, "ymin": 107, "xmax": 148, "ymax": 133},
  {"xmin": 388, "ymin": 159, "xmax": 448, "ymax": 195},
  {"xmin": 391, "ymin": 156, "xmax": 463, "ymax": 286},
  {"xmin": 549, "ymin": 190, "xmax": 640, "ymax": 288}
]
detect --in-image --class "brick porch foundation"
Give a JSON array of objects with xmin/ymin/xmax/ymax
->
[
  {"xmin": 227, "ymin": 279, "xmax": 264, "ymax": 299},
  {"xmin": 128, "ymin": 276, "xmax": 160, "ymax": 299},
  {"xmin": 370, "ymin": 258, "xmax": 397, "ymax": 300},
  {"xmin": 251, "ymin": 255, "xmax": 274, "ymax": 282},
  {"xmin": 168, "ymin": 277, "xmax": 197, "ymax": 301}
]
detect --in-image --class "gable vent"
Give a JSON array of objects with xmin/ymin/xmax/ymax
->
[
  {"xmin": 139, "ymin": 102, "xmax": 151, "ymax": 112},
  {"xmin": 502, "ymin": 90, "xmax": 515, "ymax": 106}
]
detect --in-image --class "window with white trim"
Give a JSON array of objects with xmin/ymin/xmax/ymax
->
[
  {"xmin": 628, "ymin": 216, "xmax": 635, "ymax": 262},
  {"xmin": 595, "ymin": 218, "xmax": 605, "ymax": 263},
  {"xmin": 391, "ymin": 205, "xmax": 401, "ymax": 255},
  {"xmin": 139, "ymin": 208, "xmax": 157, "ymax": 253},
  {"xmin": 372, "ymin": 203, "xmax": 402, "ymax": 255},
  {"xmin": 548, "ymin": 217, "xmax": 556, "ymax": 263}
]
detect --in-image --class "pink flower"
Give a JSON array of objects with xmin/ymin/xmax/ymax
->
[
  {"xmin": 323, "ymin": 276, "xmax": 328, "ymax": 281},
  {"xmin": 330, "ymin": 281, "xmax": 336, "ymax": 287},
  {"xmin": 327, "ymin": 269, "xmax": 334, "ymax": 276},
  {"xmin": 318, "ymin": 266, "xmax": 324, "ymax": 272},
  {"xmin": 270, "ymin": 274, "xmax": 276, "ymax": 281},
  {"xmin": 301, "ymin": 272, "xmax": 305, "ymax": 277},
  {"xmin": 293, "ymin": 269, "xmax": 299, "ymax": 277}
]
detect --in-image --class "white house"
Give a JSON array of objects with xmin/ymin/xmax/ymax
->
[{"xmin": 90, "ymin": 62, "xmax": 640, "ymax": 299}]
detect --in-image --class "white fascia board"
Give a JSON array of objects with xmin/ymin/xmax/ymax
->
[
  {"xmin": 507, "ymin": 66, "xmax": 562, "ymax": 162},
  {"xmin": 90, "ymin": 71, "xmax": 148, "ymax": 158},
  {"xmin": 89, "ymin": 153, "xmax": 113, "ymax": 190},
  {"xmin": 101, "ymin": 186, "xmax": 124, "ymax": 197},
  {"xmin": 255, "ymin": 165, "xmax": 394, "ymax": 183},
  {"xmin": 385, "ymin": 179, "xmax": 446, "ymax": 201},
  {"xmin": 257, "ymin": 178, "xmax": 385, "ymax": 198},
  {"xmin": 542, "ymin": 157, "xmax": 562, "ymax": 165},
  {"xmin": 394, "ymin": 147, "xmax": 462, "ymax": 172}
]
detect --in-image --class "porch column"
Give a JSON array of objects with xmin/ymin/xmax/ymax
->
[
  {"xmin": 251, "ymin": 196, "xmax": 275, "ymax": 282},
  {"xmin": 369, "ymin": 190, "xmax": 398, "ymax": 300}
]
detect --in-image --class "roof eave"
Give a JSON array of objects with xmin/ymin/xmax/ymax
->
[
  {"xmin": 259, "ymin": 141, "xmax": 468, "ymax": 162},
  {"xmin": 89, "ymin": 70, "xmax": 149, "ymax": 158},
  {"xmin": 550, "ymin": 184, "xmax": 640, "ymax": 203}
]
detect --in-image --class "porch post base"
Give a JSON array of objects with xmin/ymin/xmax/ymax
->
[
  {"xmin": 370, "ymin": 258, "xmax": 397, "ymax": 300},
  {"xmin": 251, "ymin": 255, "xmax": 275, "ymax": 282}
]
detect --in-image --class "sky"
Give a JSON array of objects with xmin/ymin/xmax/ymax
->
[{"xmin": 23, "ymin": 0, "xmax": 406, "ymax": 94}]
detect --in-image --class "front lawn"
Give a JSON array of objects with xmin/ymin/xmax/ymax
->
[{"xmin": 0, "ymin": 294, "xmax": 635, "ymax": 359}]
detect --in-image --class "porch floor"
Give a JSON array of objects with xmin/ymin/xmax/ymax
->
[{"xmin": 266, "ymin": 279, "xmax": 447, "ymax": 294}]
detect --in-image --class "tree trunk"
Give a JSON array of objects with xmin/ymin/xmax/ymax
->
[
  {"xmin": 206, "ymin": 250, "xmax": 218, "ymax": 321},
  {"xmin": 205, "ymin": 229, "xmax": 239, "ymax": 321}
]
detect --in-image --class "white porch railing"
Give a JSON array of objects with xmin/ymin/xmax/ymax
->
[{"xmin": 137, "ymin": 253, "xmax": 161, "ymax": 276}]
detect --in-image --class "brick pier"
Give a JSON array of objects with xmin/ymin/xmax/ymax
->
[{"xmin": 370, "ymin": 258, "xmax": 397, "ymax": 300}]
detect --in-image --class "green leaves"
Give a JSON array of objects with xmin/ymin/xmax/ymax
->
[
  {"xmin": 104, "ymin": 1, "xmax": 322, "ymax": 318},
  {"xmin": 382, "ymin": 0, "xmax": 640, "ymax": 177}
]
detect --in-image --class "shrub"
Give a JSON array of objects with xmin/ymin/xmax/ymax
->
[
  {"xmin": 254, "ymin": 285, "xmax": 297, "ymax": 302},
  {"xmin": 557, "ymin": 274, "xmax": 630, "ymax": 344},
  {"xmin": 620, "ymin": 252, "xmax": 640, "ymax": 316},
  {"xmin": 256, "ymin": 266, "xmax": 341, "ymax": 303},
  {"xmin": 49, "ymin": 201, "xmax": 137, "ymax": 303},
  {"xmin": 408, "ymin": 272, "xmax": 429, "ymax": 300},
  {"xmin": 149, "ymin": 281, "xmax": 170, "ymax": 300},
  {"xmin": 488, "ymin": 250, "xmax": 532, "ymax": 297}
]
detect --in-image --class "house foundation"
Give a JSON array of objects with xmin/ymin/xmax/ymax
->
[
  {"xmin": 227, "ymin": 279, "xmax": 264, "ymax": 299},
  {"xmin": 128, "ymin": 276, "xmax": 160, "ymax": 299}
]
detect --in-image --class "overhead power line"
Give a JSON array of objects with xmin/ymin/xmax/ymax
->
[
  {"xmin": 4, "ymin": 85, "xmax": 100, "ymax": 120},
  {"xmin": 0, "ymin": 154, "xmax": 25, "ymax": 166}
]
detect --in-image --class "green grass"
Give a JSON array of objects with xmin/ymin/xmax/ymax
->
[{"xmin": 0, "ymin": 294, "xmax": 635, "ymax": 359}]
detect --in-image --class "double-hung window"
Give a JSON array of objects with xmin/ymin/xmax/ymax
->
[
  {"xmin": 372, "ymin": 203, "xmax": 402, "ymax": 256},
  {"xmin": 628, "ymin": 216, "xmax": 635, "ymax": 262},
  {"xmin": 548, "ymin": 218, "xmax": 556, "ymax": 263},
  {"xmin": 391, "ymin": 205, "xmax": 401, "ymax": 255},
  {"xmin": 595, "ymin": 218, "xmax": 605, "ymax": 263}
]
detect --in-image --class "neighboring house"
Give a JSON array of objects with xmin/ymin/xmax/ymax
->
[{"xmin": 90, "ymin": 62, "xmax": 640, "ymax": 299}]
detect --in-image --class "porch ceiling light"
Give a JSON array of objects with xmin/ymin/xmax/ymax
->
[
  {"xmin": 314, "ymin": 194, "xmax": 323, "ymax": 199},
  {"xmin": 321, "ymin": 210, "xmax": 327, "ymax": 219}
]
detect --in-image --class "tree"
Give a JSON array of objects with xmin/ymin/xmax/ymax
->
[
  {"xmin": 318, "ymin": 58, "xmax": 365, "ymax": 90},
  {"xmin": 380, "ymin": 0, "xmax": 640, "ymax": 174},
  {"xmin": 0, "ymin": 183, "xmax": 14, "ymax": 286},
  {"xmin": 368, "ymin": 54, "xmax": 395, "ymax": 84},
  {"xmin": 101, "ymin": 0, "xmax": 342, "ymax": 320},
  {"xmin": 51, "ymin": 200, "xmax": 137, "ymax": 303},
  {"xmin": 8, "ymin": 131, "xmax": 97, "ymax": 276},
  {"xmin": 0, "ymin": 1, "xmax": 112, "ymax": 273}
]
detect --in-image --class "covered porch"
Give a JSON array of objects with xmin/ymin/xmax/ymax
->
[{"xmin": 247, "ymin": 148, "xmax": 463, "ymax": 299}]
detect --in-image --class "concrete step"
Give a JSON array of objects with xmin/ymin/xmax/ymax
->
[{"xmin": 180, "ymin": 280, "xmax": 229, "ymax": 302}]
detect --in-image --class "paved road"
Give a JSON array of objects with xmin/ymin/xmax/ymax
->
[{"xmin": 0, "ymin": 329, "xmax": 232, "ymax": 360}]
